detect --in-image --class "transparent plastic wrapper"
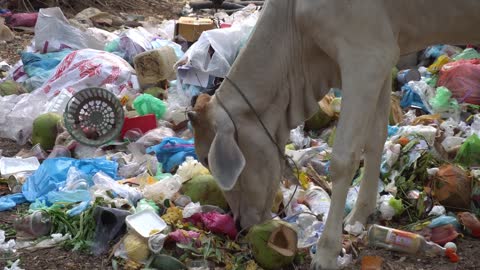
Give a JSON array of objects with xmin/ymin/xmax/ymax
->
[
  {"xmin": 0, "ymin": 92, "xmax": 49, "ymax": 144},
  {"xmin": 402, "ymin": 81, "xmax": 436, "ymax": 113},
  {"xmin": 148, "ymin": 233, "xmax": 168, "ymax": 253},
  {"xmin": 303, "ymin": 185, "xmax": 330, "ymax": 221},
  {"xmin": 182, "ymin": 202, "xmax": 202, "ymax": 219},
  {"xmin": 290, "ymin": 125, "xmax": 311, "ymax": 149},
  {"xmin": 396, "ymin": 125, "xmax": 437, "ymax": 146},
  {"xmin": 143, "ymin": 175, "xmax": 182, "ymax": 203},
  {"xmin": 34, "ymin": 7, "xmax": 104, "ymax": 53},
  {"xmin": 92, "ymin": 172, "xmax": 142, "ymax": 204},
  {"xmin": 136, "ymin": 127, "xmax": 176, "ymax": 148},
  {"xmin": 60, "ymin": 167, "xmax": 90, "ymax": 191},
  {"xmin": 285, "ymin": 144, "xmax": 331, "ymax": 168}
]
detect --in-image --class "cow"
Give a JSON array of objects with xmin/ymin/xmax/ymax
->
[{"xmin": 187, "ymin": 0, "xmax": 480, "ymax": 269}]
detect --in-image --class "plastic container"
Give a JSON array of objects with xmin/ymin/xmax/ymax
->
[
  {"xmin": 126, "ymin": 210, "xmax": 167, "ymax": 238},
  {"xmin": 45, "ymin": 89, "xmax": 73, "ymax": 114},
  {"xmin": 120, "ymin": 114, "xmax": 158, "ymax": 139},
  {"xmin": 14, "ymin": 211, "xmax": 51, "ymax": 238},
  {"xmin": 0, "ymin": 157, "xmax": 40, "ymax": 176},
  {"xmin": 367, "ymin": 224, "xmax": 450, "ymax": 257},
  {"xmin": 47, "ymin": 145, "xmax": 71, "ymax": 159}
]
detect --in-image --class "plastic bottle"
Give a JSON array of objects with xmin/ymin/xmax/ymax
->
[{"xmin": 367, "ymin": 224, "xmax": 450, "ymax": 257}]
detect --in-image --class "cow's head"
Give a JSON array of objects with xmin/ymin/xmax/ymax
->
[{"xmin": 187, "ymin": 94, "xmax": 246, "ymax": 191}]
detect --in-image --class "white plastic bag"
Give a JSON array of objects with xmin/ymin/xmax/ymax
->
[
  {"xmin": 34, "ymin": 49, "xmax": 139, "ymax": 98},
  {"xmin": 143, "ymin": 175, "xmax": 182, "ymax": 203},
  {"xmin": 176, "ymin": 156, "xmax": 209, "ymax": 183},
  {"xmin": 35, "ymin": 7, "xmax": 104, "ymax": 53},
  {"xmin": 182, "ymin": 202, "xmax": 202, "ymax": 219}
]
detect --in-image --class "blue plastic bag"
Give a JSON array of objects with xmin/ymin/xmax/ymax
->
[
  {"xmin": 22, "ymin": 157, "xmax": 118, "ymax": 203},
  {"xmin": 400, "ymin": 84, "xmax": 429, "ymax": 112},
  {"xmin": 0, "ymin": 193, "xmax": 27, "ymax": 211},
  {"xmin": 428, "ymin": 215, "xmax": 461, "ymax": 230},
  {"xmin": 147, "ymin": 137, "xmax": 197, "ymax": 172},
  {"xmin": 21, "ymin": 50, "xmax": 72, "ymax": 90}
]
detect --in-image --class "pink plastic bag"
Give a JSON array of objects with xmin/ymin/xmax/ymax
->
[
  {"xmin": 167, "ymin": 229, "xmax": 200, "ymax": 245},
  {"xmin": 186, "ymin": 212, "xmax": 238, "ymax": 239},
  {"xmin": 9, "ymin": 13, "xmax": 38, "ymax": 27},
  {"xmin": 437, "ymin": 59, "xmax": 480, "ymax": 105}
]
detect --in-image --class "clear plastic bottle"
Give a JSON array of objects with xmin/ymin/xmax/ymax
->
[
  {"xmin": 367, "ymin": 224, "xmax": 446, "ymax": 257},
  {"xmin": 303, "ymin": 185, "xmax": 331, "ymax": 221}
]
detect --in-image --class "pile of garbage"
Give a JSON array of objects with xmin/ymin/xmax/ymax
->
[{"xmin": 0, "ymin": 3, "xmax": 480, "ymax": 270}]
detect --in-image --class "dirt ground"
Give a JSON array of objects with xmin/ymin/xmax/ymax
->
[{"xmin": 1, "ymin": 1, "xmax": 480, "ymax": 270}]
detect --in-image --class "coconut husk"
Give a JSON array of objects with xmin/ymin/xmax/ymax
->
[
  {"xmin": 246, "ymin": 220, "xmax": 297, "ymax": 270},
  {"xmin": 389, "ymin": 95, "xmax": 403, "ymax": 125},
  {"xmin": 432, "ymin": 164, "xmax": 472, "ymax": 210},
  {"xmin": 305, "ymin": 94, "xmax": 335, "ymax": 131}
]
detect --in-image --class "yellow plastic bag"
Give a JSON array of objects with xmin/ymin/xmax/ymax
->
[{"xmin": 428, "ymin": 55, "xmax": 451, "ymax": 74}]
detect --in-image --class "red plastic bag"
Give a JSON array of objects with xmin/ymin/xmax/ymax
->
[
  {"xmin": 437, "ymin": 59, "xmax": 480, "ymax": 105},
  {"xmin": 167, "ymin": 229, "xmax": 200, "ymax": 244},
  {"xmin": 186, "ymin": 212, "xmax": 238, "ymax": 239},
  {"xmin": 9, "ymin": 13, "xmax": 38, "ymax": 27}
]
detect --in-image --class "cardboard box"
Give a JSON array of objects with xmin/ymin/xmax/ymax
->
[{"xmin": 176, "ymin": 17, "xmax": 216, "ymax": 42}]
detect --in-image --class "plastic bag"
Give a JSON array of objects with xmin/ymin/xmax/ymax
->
[
  {"xmin": 182, "ymin": 202, "xmax": 202, "ymax": 219},
  {"xmin": 34, "ymin": 7, "xmax": 103, "ymax": 53},
  {"xmin": 136, "ymin": 127, "xmax": 176, "ymax": 148},
  {"xmin": 290, "ymin": 125, "xmax": 311, "ymax": 149},
  {"xmin": 133, "ymin": 94, "xmax": 167, "ymax": 119},
  {"xmin": 176, "ymin": 10, "xmax": 259, "ymax": 79},
  {"xmin": 22, "ymin": 157, "xmax": 118, "ymax": 202},
  {"xmin": 455, "ymin": 134, "xmax": 480, "ymax": 167},
  {"xmin": 437, "ymin": 59, "xmax": 480, "ymax": 105},
  {"xmin": 21, "ymin": 50, "xmax": 72, "ymax": 91},
  {"xmin": 429, "ymin": 86, "xmax": 460, "ymax": 120},
  {"xmin": 61, "ymin": 167, "xmax": 90, "ymax": 191},
  {"xmin": 0, "ymin": 92, "xmax": 49, "ymax": 144},
  {"xmin": 143, "ymin": 175, "xmax": 182, "ymax": 203},
  {"xmin": 0, "ymin": 193, "xmax": 27, "ymax": 212},
  {"xmin": 35, "ymin": 49, "xmax": 139, "ymax": 98},
  {"xmin": 92, "ymin": 172, "xmax": 142, "ymax": 204},
  {"xmin": 147, "ymin": 137, "xmax": 197, "ymax": 173},
  {"xmin": 186, "ymin": 212, "xmax": 238, "ymax": 239},
  {"xmin": 453, "ymin": 48, "xmax": 480, "ymax": 61}
]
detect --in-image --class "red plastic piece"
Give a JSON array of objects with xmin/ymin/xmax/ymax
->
[{"xmin": 120, "ymin": 114, "xmax": 157, "ymax": 139}]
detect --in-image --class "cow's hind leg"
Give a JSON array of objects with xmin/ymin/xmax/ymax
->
[
  {"xmin": 311, "ymin": 51, "xmax": 397, "ymax": 270},
  {"xmin": 344, "ymin": 75, "xmax": 392, "ymax": 226}
]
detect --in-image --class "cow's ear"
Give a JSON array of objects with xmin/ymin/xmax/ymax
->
[{"xmin": 208, "ymin": 129, "xmax": 245, "ymax": 190}]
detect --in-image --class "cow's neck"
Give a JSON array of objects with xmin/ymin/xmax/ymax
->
[
  {"xmin": 394, "ymin": 0, "xmax": 480, "ymax": 53},
  {"xmin": 215, "ymin": 0, "xmax": 325, "ymax": 131}
]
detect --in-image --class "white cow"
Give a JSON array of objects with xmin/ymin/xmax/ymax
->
[{"xmin": 188, "ymin": 0, "xmax": 480, "ymax": 269}]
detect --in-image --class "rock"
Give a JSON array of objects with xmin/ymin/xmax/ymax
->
[
  {"xmin": 0, "ymin": 19, "xmax": 14, "ymax": 42},
  {"xmin": 246, "ymin": 220, "xmax": 297, "ymax": 270},
  {"xmin": 181, "ymin": 174, "xmax": 229, "ymax": 210},
  {"xmin": 31, "ymin": 113, "xmax": 62, "ymax": 151}
]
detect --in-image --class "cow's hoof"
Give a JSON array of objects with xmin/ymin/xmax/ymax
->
[{"xmin": 310, "ymin": 250, "xmax": 339, "ymax": 270}]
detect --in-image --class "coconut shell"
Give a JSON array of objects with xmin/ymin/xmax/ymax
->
[
  {"xmin": 433, "ymin": 164, "xmax": 472, "ymax": 210},
  {"xmin": 246, "ymin": 220, "xmax": 297, "ymax": 270},
  {"xmin": 181, "ymin": 174, "xmax": 229, "ymax": 210},
  {"xmin": 305, "ymin": 95, "xmax": 335, "ymax": 131}
]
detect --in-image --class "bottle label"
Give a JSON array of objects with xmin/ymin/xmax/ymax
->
[{"xmin": 385, "ymin": 229, "xmax": 416, "ymax": 248}]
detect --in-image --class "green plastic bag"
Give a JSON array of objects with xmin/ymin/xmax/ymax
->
[
  {"xmin": 453, "ymin": 48, "xmax": 480, "ymax": 61},
  {"xmin": 455, "ymin": 134, "xmax": 480, "ymax": 167},
  {"xmin": 429, "ymin": 87, "xmax": 460, "ymax": 119},
  {"xmin": 133, "ymin": 94, "xmax": 167, "ymax": 119}
]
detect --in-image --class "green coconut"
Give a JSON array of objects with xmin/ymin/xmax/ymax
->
[
  {"xmin": 246, "ymin": 220, "xmax": 298, "ymax": 270},
  {"xmin": 304, "ymin": 96, "xmax": 335, "ymax": 131},
  {"xmin": 31, "ymin": 113, "xmax": 62, "ymax": 150},
  {"xmin": 0, "ymin": 80, "xmax": 26, "ymax": 96},
  {"xmin": 181, "ymin": 174, "xmax": 229, "ymax": 210},
  {"xmin": 147, "ymin": 254, "xmax": 186, "ymax": 270}
]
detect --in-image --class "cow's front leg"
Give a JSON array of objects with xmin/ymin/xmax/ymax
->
[
  {"xmin": 344, "ymin": 75, "xmax": 392, "ymax": 227},
  {"xmin": 312, "ymin": 50, "xmax": 398, "ymax": 270}
]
